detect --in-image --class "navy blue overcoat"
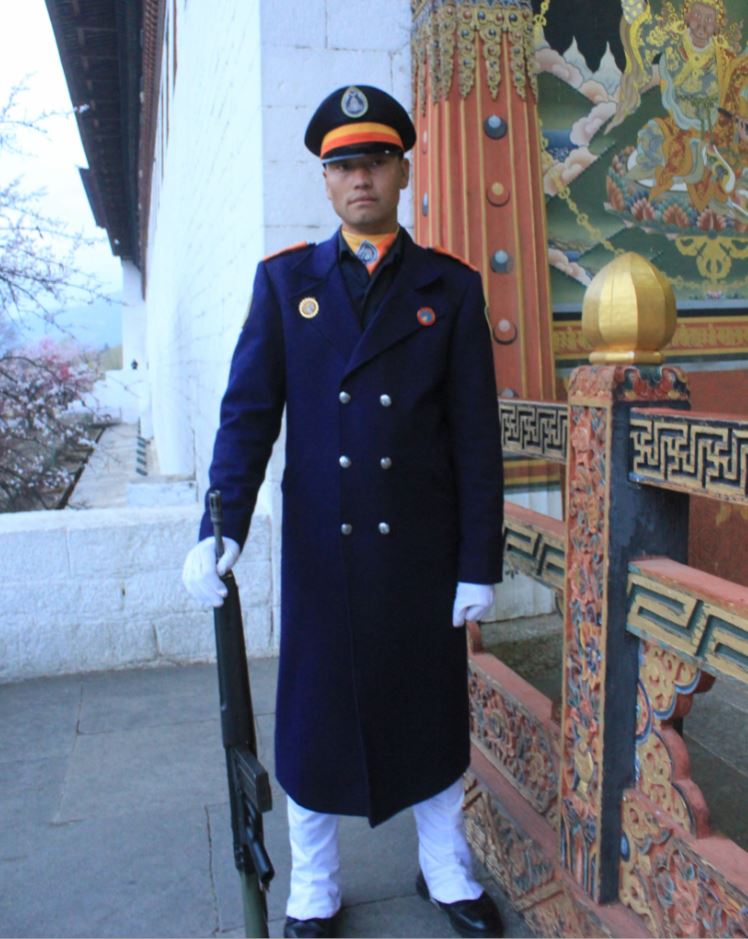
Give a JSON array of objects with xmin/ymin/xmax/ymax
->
[{"xmin": 200, "ymin": 229, "xmax": 503, "ymax": 826}]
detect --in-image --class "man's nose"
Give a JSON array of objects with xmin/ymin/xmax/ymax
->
[{"xmin": 351, "ymin": 167, "xmax": 373, "ymax": 185}]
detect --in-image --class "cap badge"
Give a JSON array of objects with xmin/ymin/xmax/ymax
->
[
  {"xmin": 356, "ymin": 241, "xmax": 378, "ymax": 265},
  {"xmin": 341, "ymin": 86, "xmax": 368, "ymax": 119},
  {"xmin": 417, "ymin": 307, "xmax": 436, "ymax": 327},
  {"xmin": 299, "ymin": 297, "xmax": 320, "ymax": 319}
]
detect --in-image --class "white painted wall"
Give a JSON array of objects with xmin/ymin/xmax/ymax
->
[
  {"xmin": 144, "ymin": 0, "xmax": 266, "ymax": 483},
  {"xmin": 0, "ymin": 507, "xmax": 272, "ymax": 683}
]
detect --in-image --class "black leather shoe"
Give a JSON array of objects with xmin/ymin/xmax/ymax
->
[
  {"xmin": 283, "ymin": 915, "xmax": 336, "ymax": 938},
  {"xmin": 416, "ymin": 871, "xmax": 504, "ymax": 938}
]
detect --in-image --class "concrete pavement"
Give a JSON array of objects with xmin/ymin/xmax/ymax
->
[{"xmin": 0, "ymin": 657, "xmax": 533, "ymax": 939}]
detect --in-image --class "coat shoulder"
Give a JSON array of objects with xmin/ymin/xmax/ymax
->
[
  {"xmin": 427, "ymin": 245, "xmax": 480, "ymax": 274},
  {"xmin": 262, "ymin": 241, "xmax": 315, "ymax": 264}
]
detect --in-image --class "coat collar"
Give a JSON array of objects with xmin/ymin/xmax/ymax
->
[{"xmin": 288, "ymin": 229, "xmax": 445, "ymax": 376}]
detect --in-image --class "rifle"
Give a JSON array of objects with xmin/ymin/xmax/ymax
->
[{"xmin": 209, "ymin": 490, "xmax": 275, "ymax": 938}]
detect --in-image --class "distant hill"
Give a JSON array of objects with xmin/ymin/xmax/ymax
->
[{"xmin": 19, "ymin": 295, "xmax": 122, "ymax": 351}]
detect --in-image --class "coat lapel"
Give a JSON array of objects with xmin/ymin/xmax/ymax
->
[
  {"xmin": 344, "ymin": 233, "xmax": 444, "ymax": 378},
  {"xmin": 288, "ymin": 233, "xmax": 361, "ymax": 363}
]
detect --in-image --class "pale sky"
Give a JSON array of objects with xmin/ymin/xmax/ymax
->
[{"xmin": 0, "ymin": 0, "xmax": 123, "ymax": 297}]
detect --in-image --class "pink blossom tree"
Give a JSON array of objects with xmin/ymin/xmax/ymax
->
[{"xmin": 0, "ymin": 84, "xmax": 105, "ymax": 511}]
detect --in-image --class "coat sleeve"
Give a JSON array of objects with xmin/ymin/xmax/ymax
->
[
  {"xmin": 198, "ymin": 261, "xmax": 286, "ymax": 546},
  {"xmin": 446, "ymin": 270, "xmax": 504, "ymax": 584}
]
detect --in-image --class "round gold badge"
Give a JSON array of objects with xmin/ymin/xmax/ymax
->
[{"xmin": 299, "ymin": 297, "xmax": 319, "ymax": 319}]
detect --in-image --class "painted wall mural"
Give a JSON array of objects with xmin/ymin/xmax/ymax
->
[{"xmin": 535, "ymin": 0, "xmax": 748, "ymax": 304}]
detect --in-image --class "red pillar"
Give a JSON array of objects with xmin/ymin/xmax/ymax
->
[{"xmin": 412, "ymin": 0, "xmax": 557, "ymax": 489}]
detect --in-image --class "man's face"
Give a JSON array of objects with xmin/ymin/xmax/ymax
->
[
  {"xmin": 685, "ymin": 2, "xmax": 719, "ymax": 47},
  {"xmin": 323, "ymin": 153, "xmax": 410, "ymax": 235}
]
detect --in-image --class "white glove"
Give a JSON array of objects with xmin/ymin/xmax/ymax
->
[
  {"xmin": 182, "ymin": 536, "xmax": 241, "ymax": 607},
  {"xmin": 452, "ymin": 581, "xmax": 494, "ymax": 627}
]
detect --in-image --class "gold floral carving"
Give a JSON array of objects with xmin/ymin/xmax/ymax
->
[
  {"xmin": 468, "ymin": 663, "xmax": 560, "ymax": 817},
  {"xmin": 619, "ymin": 796, "xmax": 673, "ymax": 936},
  {"xmin": 554, "ymin": 319, "xmax": 748, "ymax": 359},
  {"xmin": 639, "ymin": 641, "xmax": 700, "ymax": 718},
  {"xmin": 464, "ymin": 775, "xmax": 617, "ymax": 937},
  {"xmin": 635, "ymin": 642, "xmax": 713, "ymax": 836},
  {"xmin": 464, "ymin": 775, "xmax": 556, "ymax": 903},
  {"xmin": 620, "ymin": 794, "xmax": 748, "ymax": 937},
  {"xmin": 412, "ymin": 0, "xmax": 537, "ymax": 110},
  {"xmin": 635, "ymin": 724, "xmax": 694, "ymax": 831}
]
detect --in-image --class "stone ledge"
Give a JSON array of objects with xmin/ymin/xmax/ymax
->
[{"xmin": 0, "ymin": 507, "xmax": 274, "ymax": 682}]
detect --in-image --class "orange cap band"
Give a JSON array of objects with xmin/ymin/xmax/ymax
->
[{"xmin": 321, "ymin": 122, "xmax": 404, "ymax": 158}]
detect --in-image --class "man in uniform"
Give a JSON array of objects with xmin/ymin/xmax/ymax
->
[{"xmin": 183, "ymin": 85, "xmax": 504, "ymax": 939}]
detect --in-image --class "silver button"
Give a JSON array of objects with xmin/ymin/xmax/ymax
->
[
  {"xmin": 378, "ymin": 522, "xmax": 391, "ymax": 535},
  {"xmin": 379, "ymin": 394, "xmax": 392, "ymax": 407},
  {"xmin": 341, "ymin": 523, "xmax": 353, "ymax": 536},
  {"xmin": 339, "ymin": 455, "xmax": 351, "ymax": 469},
  {"xmin": 380, "ymin": 457, "xmax": 392, "ymax": 470},
  {"xmin": 339, "ymin": 391, "xmax": 351, "ymax": 404}
]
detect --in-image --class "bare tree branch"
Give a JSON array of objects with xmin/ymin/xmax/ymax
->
[{"xmin": 0, "ymin": 82, "xmax": 108, "ymax": 512}]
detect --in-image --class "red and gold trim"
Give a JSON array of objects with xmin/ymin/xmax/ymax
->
[{"xmin": 321, "ymin": 121, "xmax": 403, "ymax": 158}]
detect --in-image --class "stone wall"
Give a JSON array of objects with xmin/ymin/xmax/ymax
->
[{"xmin": 0, "ymin": 507, "xmax": 273, "ymax": 683}]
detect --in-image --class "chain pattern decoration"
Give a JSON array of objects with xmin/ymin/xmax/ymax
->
[{"xmin": 538, "ymin": 126, "xmax": 624, "ymax": 261}]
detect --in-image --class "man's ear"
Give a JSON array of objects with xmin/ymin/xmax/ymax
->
[
  {"xmin": 399, "ymin": 157, "xmax": 411, "ymax": 190},
  {"xmin": 323, "ymin": 167, "xmax": 332, "ymax": 201}
]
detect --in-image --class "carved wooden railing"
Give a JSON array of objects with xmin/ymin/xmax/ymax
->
[{"xmin": 465, "ymin": 254, "xmax": 748, "ymax": 938}]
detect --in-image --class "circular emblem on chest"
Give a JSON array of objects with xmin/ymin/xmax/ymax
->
[
  {"xmin": 341, "ymin": 86, "xmax": 369, "ymax": 118},
  {"xmin": 298, "ymin": 297, "xmax": 319, "ymax": 319},
  {"xmin": 417, "ymin": 306, "xmax": 436, "ymax": 327}
]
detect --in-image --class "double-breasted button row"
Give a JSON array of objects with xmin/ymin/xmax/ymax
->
[
  {"xmin": 339, "ymin": 391, "xmax": 392, "ymax": 406},
  {"xmin": 339, "ymin": 455, "xmax": 391, "ymax": 470},
  {"xmin": 340, "ymin": 523, "xmax": 391, "ymax": 536},
  {"xmin": 339, "ymin": 392, "xmax": 392, "ymax": 536}
]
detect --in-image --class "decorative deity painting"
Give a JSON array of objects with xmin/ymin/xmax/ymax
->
[{"xmin": 536, "ymin": 0, "xmax": 748, "ymax": 305}]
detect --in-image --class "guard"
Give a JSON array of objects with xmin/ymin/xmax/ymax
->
[{"xmin": 183, "ymin": 84, "xmax": 505, "ymax": 938}]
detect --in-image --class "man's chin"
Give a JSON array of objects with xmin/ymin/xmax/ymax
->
[
  {"xmin": 344, "ymin": 210, "xmax": 382, "ymax": 228},
  {"xmin": 348, "ymin": 204, "xmax": 378, "ymax": 217}
]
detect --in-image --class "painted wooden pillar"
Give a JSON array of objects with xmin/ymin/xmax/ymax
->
[
  {"xmin": 411, "ymin": 0, "xmax": 557, "ymax": 488},
  {"xmin": 560, "ymin": 253, "xmax": 691, "ymax": 901}
]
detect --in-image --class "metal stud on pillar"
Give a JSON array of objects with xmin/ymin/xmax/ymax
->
[{"xmin": 412, "ymin": 0, "xmax": 558, "ymax": 491}]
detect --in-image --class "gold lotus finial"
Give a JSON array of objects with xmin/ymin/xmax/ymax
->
[{"xmin": 582, "ymin": 252, "xmax": 677, "ymax": 364}]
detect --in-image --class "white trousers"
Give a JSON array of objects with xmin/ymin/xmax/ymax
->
[{"xmin": 286, "ymin": 778, "xmax": 483, "ymax": 920}]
